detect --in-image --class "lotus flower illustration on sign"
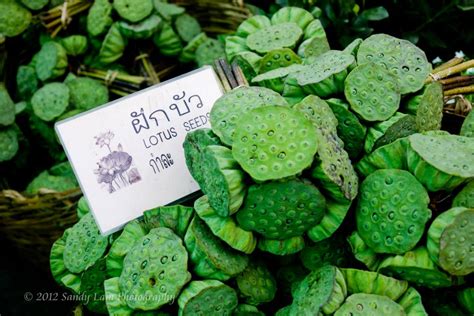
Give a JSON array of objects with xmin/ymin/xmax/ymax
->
[{"xmin": 93, "ymin": 131, "xmax": 141, "ymax": 193}]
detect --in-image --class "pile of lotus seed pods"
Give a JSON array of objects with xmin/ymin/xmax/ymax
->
[{"xmin": 50, "ymin": 6, "xmax": 474, "ymax": 315}]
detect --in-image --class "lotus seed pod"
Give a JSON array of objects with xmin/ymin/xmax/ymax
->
[
  {"xmin": 80, "ymin": 258, "xmax": 108, "ymax": 314},
  {"xmin": 252, "ymin": 64, "xmax": 305, "ymax": 93},
  {"xmin": 259, "ymin": 48, "xmax": 302, "ymax": 74},
  {"xmin": 99, "ymin": 23, "xmax": 127, "ymax": 64},
  {"xmin": 306, "ymin": 199, "xmax": 352, "ymax": 242},
  {"xmin": 183, "ymin": 128, "xmax": 222, "ymax": 189},
  {"xmin": 119, "ymin": 227, "xmax": 191, "ymax": 310},
  {"xmin": 143, "ymin": 205, "xmax": 194, "ymax": 237},
  {"xmin": 0, "ymin": 0, "xmax": 31, "ymax": 37},
  {"xmin": 118, "ymin": 14, "xmax": 162, "ymax": 40},
  {"xmin": 0, "ymin": 126, "xmax": 19, "ymax": 162},
  {"xmin": 63, "ymin": 213, "xmax": 108, "ymax": 273},
  {"xmin": 343, "ymin": 38, "xmax": 363, "ymax": 57},
  {"xmin": 294, "ymin": 50, "xmax": 355, "ymax": 97},
  {"xmin": 184, "ymin": 217, "xmax": 248, "ymax": 281},
  {"xmin": 61, "ymin": 272, "xmax": 82, "ymax": 294},
  {"xmin": 275, "ymin": 306, "xmax": 291, "ymax": 316},
  {"xmin": 87, "ymin": 0, "xmax": 113, "ymax": 37},
  {"xmin": 334, "ymin": 293, "xmax": 406, "ymax": 316},
  {"xmin": 236, "ymin": 261, "xmax": 277, "ymax": 305},
  {"xmin": 407, "ymin": 133, "xmax": 474, "ymax": 191},
  {"xmin": 233, "ymin": 304, "xmax": 265, "ymax": 316},
  {"xmin": 276, "ymin": 262, "xmax": 308, "ymax": 296},
  {"xmin": 154, "ymin": 2, "xmax": 185, "ymax": 21},
  {"xmin": 237, "ymin": 15, "xmax": 272, "ymax": 37},
  {"xmin": 290, "ymin": 265, "xmax": 347, "ymax": 315},
  {"xmin": 405, "ymin": 82, "xmax": 443, "ymax": 132},
  {"xmin": 14, "ymin": 101, "xmax": 27, "ymax": 115},
  {"xmin": 457, "ymin": 288, "xmax": 474, "ymax": 314},
  {"xmin": 282, "ymin": 73, "xmax": 306, "ymax": 105},
  {"xmin": 271, "ymin": 6, "xmax": 314, "ymax": 30},
  {"xmin": 16, "ymin": 65, "xmax": 38, "ymax": 101},
  {"xmin": 257, "ymin": 236, "xmax": 305, "ymax": 256},
  {"xmin": 77, "ymin": 197, "xmax": 90, "ymax": 219},
  {"xmin": 232, "ymin": 106, "xmax": 318, "ymax": 181},
  {"xmin": 179, "ymin": 32, "xmax": 208, "ymax": 63},
  {"xmin": 372, "ymin": 115, "xmax": 418, "ymax": 151},
  {"xmin": 347, "ymin": 231, "xmax": 381, "ymax": 271},
  {"xmin": 378, "ymin": 246, "xmax": 453, "ymax": 288},
  {"xmin": 427, "ymin": 207, "xmax": 474, "ymax": 276},
  {"xmin": 225, "ymin": 36, "xmax": 249, "ymax": 61},
  {"xmin": 231, "ymin": 51, "xmax": 262, "ymax": 82},
  {"xmin": 341, "ymin": 268, "xmax": 408, "ymax": 300},
  {"xmin": 107, "ymin": 220, "xmax": 146, "ymax": 277},
  {"xmin": 356, "ymin": 169, "xmax": 431, "ymax": 254},
  {"xmin": 50, "ymin": 229, "xmax": 72, "ymax": 286},
  {"xmin": 344, "ymin": 62, "xmax": 401, "ymax": 122},
  {"xmin": 460, "ymin": 109, "xmax": 474, "ymax": 137},
  {"xmin": 300, "ymin": 234, "xmax": 351, "ymax": 270},
  {"xmin": 303, "ymin": 19, "xmax": 327, "ymax": 40},
  {"xmin": 178, "ymin": 280, "xmax": 238, "ymax": 316},
  {"xmin": 104, "ymin": 277, "xmax": 134, "ymax": 316},
  {"xmin": 35, "ymin": 42, "xmax": 68, "ymax": 81},
  {"xmin": 31, "ymin": 82, "xmax": 69, "ymax": 122},
  {"xmin": 113, "ymin": 0, "xmax": 153, "ymax": 23},
  {"xmin": 194, "ymin": 195, "xmax": 257, "ymax": 254},
  {"xmin": 246, "ymin": 23, "xmax": 303, "ymax": 54},
  {"xmin": 26, "ymin": 170, "xmax": 78, "ymax": 194},
  {"xmin": 364, "ymin": 112, "xmax": 409, "ymax": 153},
  {"xmin": 61, "ymin": 35, "xmax": 88, "ymax": 56},
  {"xmin": 326, "ymin": 98, "xmax": 367, "ymax": 159},
  {"xmin": 397, "ymin": 287, "xmax": 428, "ymax": 316},
  {"xmin": 66, "ymin": 77, "xmax": 109, "ymax": 110},
  {"xmin": 298, "ymin": 35, "xmax": 330, "ymax": 59},
  {"xmin": 20, "ymin": 0, "xmax": 48, "ymax": 10},
  {"xmin": 195, "ymin": 38, "xmax": 226, "ymax": 68},
  {"xmin": 175, "ymin": 14, "xmax": 201, "ymax": 43},
  {"xmin": 210, "ymin": 86, "xmax": 288, "ymax": 146},
  {"xmin": 357, "ymin": 33, "xmax": 432, "ymax": 94},
  {"xmin": 236, "ymin": 179, "xmax": 326, "ymax": 240},
  {"xmin": 452, "ymin": 180, "xmax": 474, "ymax": 208}
]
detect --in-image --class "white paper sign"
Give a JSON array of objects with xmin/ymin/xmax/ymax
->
[{"xmin": 56, "ymin": 67, "xmax": 224, "ymax": 235}]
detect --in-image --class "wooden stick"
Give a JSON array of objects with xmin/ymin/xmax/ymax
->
[
  {"xmin": 214, "ymin": 60, "xmax": 232, "ymax": 92},
  {"xmin": 432, "ymin": 57, "xmax": 464, "ymax": 74},
  {"xmin": 440, "ymin": 75, "xmax": 474, "ymax": 85},
  {"xmin": 219, "ymin": 59, "xmax": 238, "ymax": 89},
  {"xmin": 232, "ymin": 62, "xmax": 248, "ymax": 87},
  {"xmin": 444, "ymin": 85, "xmax": 474, "ymax": 96},
  {"xmin": 428, "ymin": 59, "xmax": 474, "ymax": 82}
]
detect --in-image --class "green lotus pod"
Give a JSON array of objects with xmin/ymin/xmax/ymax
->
[
  {"xmin": 143, "ymin": 205, "xmax": 193, "ymax": 237},
  {"xmin": 425, "ymin": 293, "xmax": 467, "ymax": 316},
  {"xmin": 378, "ymin": 246, "xmax": 453, "ymax": 288},
  {"xmin": 35, "ymin": 41, "xmax": 68, "ymax": 81},
  {"xmin": 397, "ymin": 287, "xmax": 428, "ymax": 316},
  {"xmin": 343, "ymin": 38, "xmax": 363, "ymax": 57},
  {"xmin": 335, "ymin": 293, "xmax": 406, "ymax": 316},
  {"xmin": 61, "ymin": 35, "xmax": 88, "ymax": 56},
  {"xmin": 29, "ymin": 115, "xmax": 66, "ymax": 161},
  {"xmin": 246, "ymin": 23, "xmax": 303, "ymax": 54},
  {"xmin": 300, "ymin": 234, "xmax": 351, "ymax": 270},
  {"xmin": 178, "ymin": 280, "xmax": 238, "ymax": 316},
  {"xmin": 16, "ymin": 65, "xmax": 38, "ymax": 101},
  {"xmin": 0, "ymin": 0, "xmax": 31, "ymax": 37},
  {"xmin": 233, "ymin": 304, "xmax": 264, "ymax": 316},
  {"xmin": 50, "ymin": 229, "xmax": 72, "ymax": 286},
  {"xmin": 326, "ymin": 98, "xmax": 366, "ymax": 159},
  {"xmin": 252, "ymin": 64, "xmax": 305, "ymax": 93},
  {"xmin": 99, "ymin": 23, "xmax": 127, "ymax": 64},
  {"xmin": 453, "ymin": 180, "xmax": 474, "ymax": 208},
  {"xmin": 258, "ymin": 236, "xmax": 305, "ymax": 256},
  {"xmin": 294, "ymin": 50, "xmax": 355, "ymax": 97},
  {"xmin": 49, "ymin": 161, "xmax": 76, "ymax": 180},
  {"xmin": 345, "ymin": 62, "xmax": 401, "ymax": 122},
  {"xmin": 77, "ymin": 197, "xmax": 90, "ymax": 219},
  {"xmin": 14, "ymin": 101, "xmax": 27, "ymax": 115},
  {"xmin": 258, "ymin": 48, "xmax": 302, "ymax": 74},
  {"xmin": 357, "ymin": 34, "xmax": 432, "ymax": 94},
  {"xmin": 194, "ymin": 195, "xmax": 256, "ymax": 254},
  {"xmin": 365, "ymin": 112, "xmax": 409, "ymax": 153},
  {"xmin": 457, "ymin": 288, "xmax": 474, "ymax": 314},
  {"xmin": 104, "ymin": 277, "xmax": 134, "ymax": 316},
  {"xmin": 275, "ymin": 306, "xmax": 291, "ymax": 316},
  {"xmin": 373, "ymin": 115, "xmax": 418, "ymax": 151},
  {"xmin": 427, "ymin": 207, "xmax": 474, "ymax": 276},
  {"xmin": 347, "ymin": 231, "xmax": 381, "ymax": 271},
  {"xmin": 356, "ymin": 169, "xmax": 431, "ymax": 254},
  {"xmin": 87, "ymin": 0, "xmax": 113, "ymax": 37},
  {"xmin": 233, "ymin": 106, "xmax": 318, "ymax": 181},
  {"xmin": 26, "ymin": 170, "xmax": 78, "ymax": 194},
  {"xmin": 31, "ymin": 82, "xmax": 69, "ymax": 121},
  {"xmin": 236, "ymin": 261, "xmax": 277, "ymax": 305},
  {"xmin": 307, "ymin": 199, "xmax": 352, "ymax": 242},
  {"xmin": 57, "ymin": 109, "xmax": 83, "ymax": 121},
  {"xmin": 271, "ymin": 7, "xmax": 314, "ymax": 30},
  {"xmin": 118, "ymin": 14, "xmax": 162, "ymax": 39},
  {"xmin": 236, "ymin": 179, "xmax": 326, "ymax": 239},
  {"xmin": 210, "ymin": 86, "xmax": 288, "ymax": 146},
  {"xmin": 80, "ymin": 258, "xmax": 108, "ymax": 314},
  {"xmin": 405, "ymin": 82, "xmax": 443, "ymax": 132},
  {"xmin": 276, "ymin": 262, "xmax": 308, "ymax": 296},
  {"xmin": 184, "ymin": 217, "xmax": 248, "ymax": 281},
  {"xmin": 407, "ymin": 133, "xmax": 474, "ymax": 191},
  {"xmin": 195, "ymin": 38, "xmax": 225, "ymax": 68},
  {"xmin": 282, "ymin": 73, "xmax": 306, "ymax": 105},
  {"xmin": 298, "ymin": 35, "xmax": 330, "ymax": 59},
  {"xmin": 460, "ymin": 110, "xmax": 474, "ymax": 137},
  {"xmin": 0, "ymin": 125, "xmax": 18, "ymax": 162},
  {"xmin": 154, "ymin": 2, "xmax": 185, "ymax": 21},
  {"xmin": 231, "ymin": 51, "xmax": 262, "ymax": 81},
  {"xmin": 183, "ymin": 128, "xmax": 222, "ymax": 189},
  {"xmin": 175, "ymin": 14, "xmax": 201, "ymax": 43},
  {"xmin": 21, "ymin": 0, "xmax": 48, "ymax": 10},
  {"xmin": 303, "ymin": 19, "xmax": 326, "ymax": 40},
  {"xmin": 179, "ymin": 32, "xmax": 208, "ymax": 63},
  {"xmin": 225, "ymin": 36, "xmax": 249, "ymax": 61},
  {"xmin": 290, "ymin": 265, "xmax": 347, "ymax": 315},
  {"xmin": 113, "ymin": 0, "xmax": 153, "ymax": 23},
  {"xmin": 107, "ymin": 220, "xmax": 146, "ymax": 277},
  {"xmin": 66, "ymin": 77, "xmax": 109, "ymax": 111},
  {"xmin": 236, "ymin": 15, "xmax": 271, "ymax": 37},
  {"xmin": 119, "ymin": 227, "xmax": 191, "ymax": 310},
  {"xmin": 61, "ymin": 272, "xmax": 82, "ymax": 294},
  {"xmin": 341, "ymin": 268, "xmax": 408, "ymax": 300}
]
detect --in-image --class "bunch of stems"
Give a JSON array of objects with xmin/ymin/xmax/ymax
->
[{"xmin": 38, "ymin": 0, "xmax": 92, "ymax": 37}]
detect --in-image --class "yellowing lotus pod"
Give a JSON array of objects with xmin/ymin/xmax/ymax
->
[
  {"xmin": 457, "ymin": 287, "xmax": 474, "ymax": 314},
  {"xmin": 452, "ymin": 180, "xmax": 474, "ymax": 208},
  {"xmin": 397, "ymin": 287, "xmax": 428, "ymax": 316},
  {"xmin": 300, "ymin": 234, "xmax": 351, "ymax": 270},
  {"xmin": 364, "ymin": 112, "xmax": 410, "ymax": 153},
  {"xmin": 236, "ymin": 261, "xmax": 277, "ymax": 305},
  {"xmin": 460, "ymin": 109, "xmax": 474, "ymax": 137},
  {"xmin": 335, "ymin": 293, "xmax": 406, "ymax": 316},
  {"xmin": 104, "ymin": 277, "xmax": 133, "ymax": 316},
  {"xmin": 35, "ymin": 42, "xmax": 68, "ymax": 81},
  {"xmin": 347, "ymin": 231, "xmax": 382, "ymax": 271},
  {"xmin": 143, "ymin": 205, "xmax": 193, "ymax": 238},
  {"xmin": 236, "ymin": 15, "xmax": 271, "ymax": 37},
  {"xmin": 257, "ymin": 236, "xmax": 305, "ymax": 256},
  {"xmin": 113, "ymin": 0, "xmax": 153, "ymax": 23},
  {"xmin": 87, "ymin": 0, "xmax": 113, "ymax": 37},
  {"xmin": 306, "ymin": 199, "xmax": 352, "ymax": 242},
  {"xmin": 0, "ymin": 0, "xmax": 32, "ymax": 37},
  {"xmin": 427, "ymin": 207, "xmax": 474, "ymax": 276}
]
